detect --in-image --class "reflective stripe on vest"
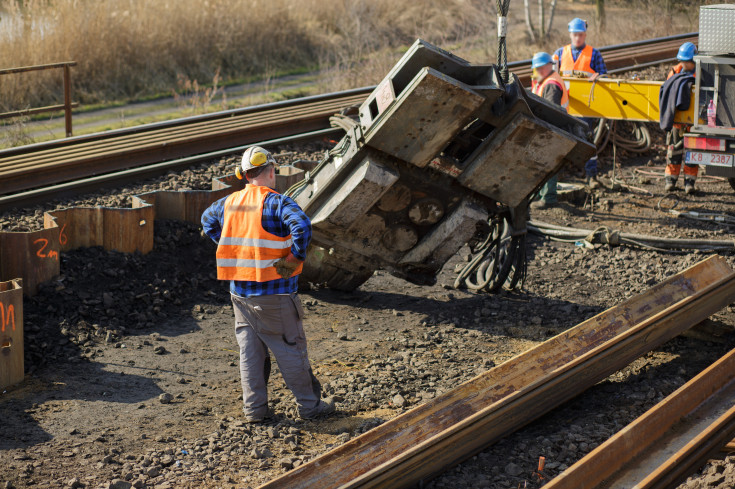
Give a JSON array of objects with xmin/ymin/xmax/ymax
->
[
  {"xmin": 532, "ymin": 71, "xmax": 569, "ymax": 109},
  {"xmin": 216, "ymin": 185, "xmax": 302, "ymax": 282},
  {"xmin": 560, "ymin": 44, "xmax": 594, "ymax": 77}
]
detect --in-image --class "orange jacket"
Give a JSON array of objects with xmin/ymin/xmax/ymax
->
[
  {"xmin": 667, "ymin": 62, "xmax": 694, "ymax": 80},
  {"xmin": 532, "ymin": 71, "xmax": 569, "ymax": 109},
  {"xmin": 560, "ymin": 44, "xmax": 594, "ymax": 77},
  {"xmin": 216, "ymin": 185, "xmax": 302, "ymax": 282}
]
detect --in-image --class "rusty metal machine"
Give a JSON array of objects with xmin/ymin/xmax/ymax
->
[{"xmin": 283, "ymin": 40, "xmax": 595, "ymax": 292}]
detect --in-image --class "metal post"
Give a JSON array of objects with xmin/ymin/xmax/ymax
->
[{"xmin": 63, "ymin": 64, "xmax": 72, "ymax": 137}]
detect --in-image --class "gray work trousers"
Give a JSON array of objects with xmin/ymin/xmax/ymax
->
[{"xmin": 231, "ymin": 293, "xmax": 322, "ymax": 418}]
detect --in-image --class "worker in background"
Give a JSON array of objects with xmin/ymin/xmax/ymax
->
[
  {"xmin": 555, "ymin": 18, "xmax": 607, "ymax": 189},
  {"xmin": 530, "ymin": 52, "xmax": 569, "ymax": 209},
  {"xmin": 664, "ymin": 42, "xmax": 698, "ymax": 194},
  {"xmin": 201, "ymin": 146, "xmax": 335, "ymax": 423}
]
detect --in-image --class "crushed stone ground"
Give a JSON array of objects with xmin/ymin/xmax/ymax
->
[{"xmin": 2, "ymin": 137, "xmax": 735, "ymax": 489}]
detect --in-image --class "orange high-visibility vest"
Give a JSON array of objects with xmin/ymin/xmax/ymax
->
[
  {"xmin": 216, "ymin": 185, "xmax": 302, "ymax": 282},
  {"xmin": 667, "ymin": 63, "xmax": 694, "ymax": 80},
  {"xmin": 532, "ymin": 71, "xmax": 569, "ymax": 109},
  {"xmin": 560, "ymin": 44, "xmax": 594, "ymax": 77}
]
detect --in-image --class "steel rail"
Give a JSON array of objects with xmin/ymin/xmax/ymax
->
[
  {"xmin": 0, "ymin": 86, "xmax": 374, "ymax": 157},
  {"xmin": 0, "ymin": 32, "xmax": 697, "ymax": 204},
  {"xmin": 258, "ymin": 256, "xmax": 735, "ymax": 489},
  {"xmin": 1, "ymin": 98, "xmax": 358, "ymax": 168},
  {"xmin": 0, "ymin": 94, "xmax": 366, "ymax": 197},
  {"xmin": 545, "ymin": 346, "xmax": 735, "ymax": 489},
  {"xmin": 0, "ymin": 128, "xmax": 341, "ymax": 211}
]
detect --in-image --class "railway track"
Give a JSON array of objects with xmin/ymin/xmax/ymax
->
[
  {"xmin": 509, "ymin": 32, "xmax": 697, "ymax": 82},
  {"xmin": 0, "ymin": 32, "xmax": 696, "ymax": 211},
  {"xmin": 0, "ymin": 89, "xmax": 370, "ymax": 199}
]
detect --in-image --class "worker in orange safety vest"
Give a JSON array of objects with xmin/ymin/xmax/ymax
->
[
  {"xmin": 530, "ymin": 52, "xmax": 569, "ymax": 209},
  {"xmin": 201, "ymin": 146, "xmax": 335, "ymax": 422},
  {"xmin": 554, "ymin": 18, "xmax": 607, "ymax": 189},
  {"xmin": 664, "ymin": 42, "xmax": 698, "ymax": 194}
]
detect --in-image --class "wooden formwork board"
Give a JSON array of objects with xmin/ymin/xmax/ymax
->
[
  {"xmin": 259, "ymin": 256, "xmax": 735, "ymax": 489},
  {"xmin": 45, "ymin": 206, "xmax": 155, "ymax": 254},
  {"xmin": 0, "ymin": 173, "xmax": 244, "ymax": 296},
  {"xmin": 0, "ymin": 228, "xmax": 61, "ymax": 296},
  {"xmin": 0, "ymin": 278, "xmax": 23, "ymax": 389}
]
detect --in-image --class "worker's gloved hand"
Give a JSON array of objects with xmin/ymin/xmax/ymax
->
[{"xmin": 274, "ymin": 253, "xmax": 303, "ymax": 279}]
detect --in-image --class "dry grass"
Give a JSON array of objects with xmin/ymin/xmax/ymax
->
[
  {"xmin": 0, "ymin": 0, "xmax": 701, "ymax": 113},
  {"xmin": 0, "ymin": 0, "xmax": 495, "ymax": 111}
]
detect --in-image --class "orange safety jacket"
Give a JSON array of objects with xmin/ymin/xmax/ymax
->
[
  {"xmin": 560, "ymin": 44, "xmax": 595, "ymax": 77},
  {"xmin": 532, "ymin": 71, "xmax": 569, "ymax": 109},
  {"xmin": 667, "ymin": 63, "xmax": 693, "ymax": 80},
  {"xmin": 216, "ymin": 185, "xmax": 302, "ymax": 282}
]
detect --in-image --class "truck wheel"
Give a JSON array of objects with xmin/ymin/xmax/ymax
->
[{"xmin": 728, "ymin": 178, "xmax": 735, "ymax": 192}]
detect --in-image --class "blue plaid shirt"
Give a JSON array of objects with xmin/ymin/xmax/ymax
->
[
  {"xmin": 554, "ymin": 44, "xmax": 607, "ymax": 75},
  {"xmin": 201, "ymin": 186, "xmax": 312, "ymax": 297}
]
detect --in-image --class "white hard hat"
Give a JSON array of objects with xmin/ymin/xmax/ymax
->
[{"xmin": 236, "ymin": 146, "xmax": 276, "ymax": 179}]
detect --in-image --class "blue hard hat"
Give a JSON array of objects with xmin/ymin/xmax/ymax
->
[
  {"xmin": 532, "ymin": 52, "xmax": 553, "ymax": 69},
  {"xmin": 677, "ymin": 42, "xmax": 697, "ymax": 61},
  {"xmin": 568, "ymin": 18, "xmax": 587, "ymax": 32}
]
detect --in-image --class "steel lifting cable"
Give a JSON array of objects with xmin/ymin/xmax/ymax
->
[{"xmin": 496, "ymin": 0, "xmax": 511, "ymax": 84}]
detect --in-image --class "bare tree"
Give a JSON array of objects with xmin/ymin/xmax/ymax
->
[
  {"xmin": 595, "ymin": 0, "xmax": 605, "ymax": 30},
  {"xmin": 524, "ymin": 0, "xmax": 559, "ymax": 43},
  {"xmin": 524, "ymin": 0, "xmax": 537, "ymax": 43}
]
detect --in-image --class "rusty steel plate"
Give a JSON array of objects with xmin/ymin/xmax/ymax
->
[
  {"xmin": 364, "ymin": 68, "xmax": 484, "ymax": 168},
  {"xmin": 458, "ymin": 113, "xmax": 577, "ymax": 207}
]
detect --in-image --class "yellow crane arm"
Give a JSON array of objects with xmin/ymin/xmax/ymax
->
[{"xmin": 564, "ymin": 77, "xmax": 696, "ymax": 125}]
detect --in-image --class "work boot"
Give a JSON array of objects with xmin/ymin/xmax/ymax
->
[
  {"xmin": 243, "ymin": 407, "xmax": 271, "ymax": 424},
  {"xmin": 684, "ymin": 180, "xmax": 695, "ymax": 195},
  {"xmin": 530, "ymin": 200, "xmax": 557, "ymax": 210},
  {"xmin": 301, "ymin": 397, "xmax": 336, "ymax": 420},
  {"xmin": 244, "ymin": 412, "xmax": 266, "ymax": 424},
  {"xmin": 664, "ymin": 178, "xmax": 676, "ymax": 192},
  {"xmin": 586, "ymin": 176, "xmax": 600, "ymax": 189}
]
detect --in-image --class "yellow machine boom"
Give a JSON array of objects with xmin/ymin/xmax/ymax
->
[{"xmin": 564, "ymin": 77, "xmax": 696, "ymax": 125}]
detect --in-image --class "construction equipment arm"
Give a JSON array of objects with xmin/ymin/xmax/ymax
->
[{"xmin": 565, "ymin": 77, "xmax": 696, "ymax": 124}]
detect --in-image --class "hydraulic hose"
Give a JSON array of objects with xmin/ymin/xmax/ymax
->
[
  {"xmin": 594, "ymin": 119, "xmax": 651, "ymax": 154},
  {"xmin": 528, "ymin": 220, "xmax": 735, "ymax": 251}
]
